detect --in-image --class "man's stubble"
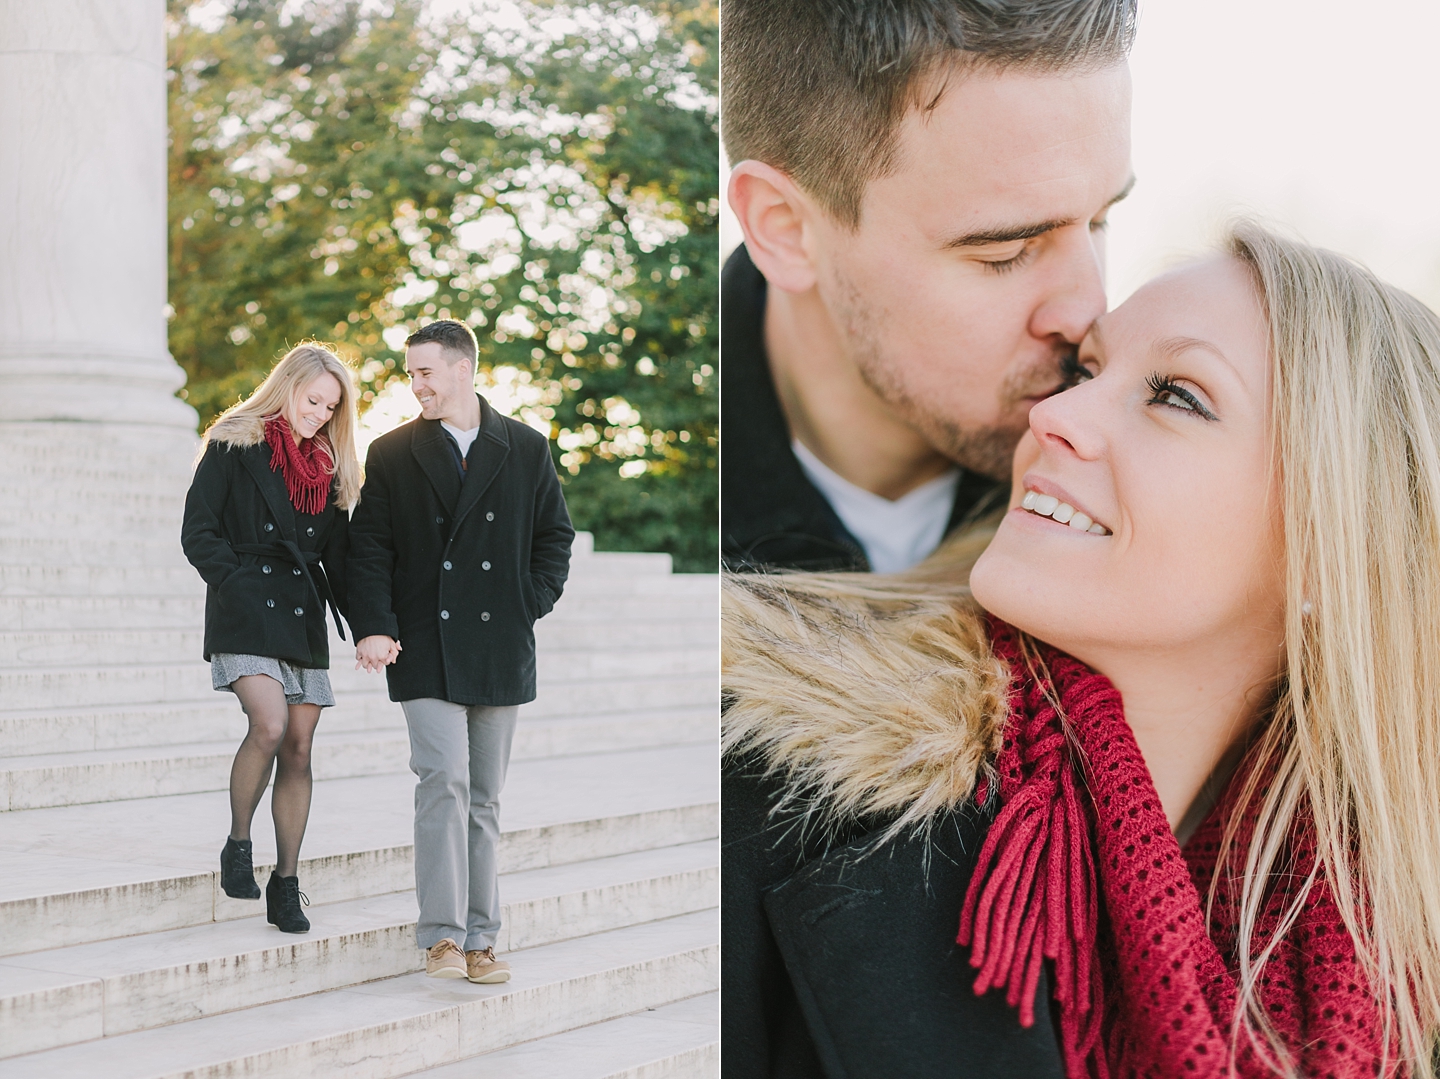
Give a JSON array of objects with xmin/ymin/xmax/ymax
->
[{"xmin": 832, "ymin": 268, "xmax": 1066, "ymax": 482}]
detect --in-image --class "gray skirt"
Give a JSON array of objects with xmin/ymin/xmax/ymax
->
[{"xmin": 211, "ymin": 653, "xmax": 335, "ymax": 707}]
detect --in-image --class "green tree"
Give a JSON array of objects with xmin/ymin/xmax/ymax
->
[{"xmin": 168, "ymin": 0, "xmax": 717, "ymax": 570}]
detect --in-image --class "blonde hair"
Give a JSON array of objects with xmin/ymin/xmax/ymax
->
[
  {"xmin": 200, "ymin": 343, "xmax": 362, "ymax": 510},
  {"xmin": 724, "ymin": 222, "xmax": 1440, "ymax": 1074},
  {"xmin": 1223, "ymin": 221, "xmax": 1440, "ymax": 1074}
]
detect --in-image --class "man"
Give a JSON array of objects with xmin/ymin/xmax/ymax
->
[
  {"xmin": 348, "ymin": 319, "xmax": 574, "ymax": 984},
  {"xmin": 722, "ymin": 0, "xmax": 1135, "ymax": 572},
  {"xmin": 722, "ymin": 2, "xmax": 1137, "ymax": 1075}
]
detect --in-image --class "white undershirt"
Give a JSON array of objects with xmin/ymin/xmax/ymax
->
[
  {"xmin": 791, "ymin": 438, "xmax": 961, "ymax": 574},
  {"xmin": 441, "ymin": 420, "xmax": 480, "ymax": 460}
]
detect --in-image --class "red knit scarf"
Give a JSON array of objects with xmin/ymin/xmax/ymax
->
[
  {"xmin": 264, "ymin": 414, "xmax": 333, "ymax": 515},
  {"xmin": 960, "ymin": 619, "xmax": 1392, "ymax": 1078}
]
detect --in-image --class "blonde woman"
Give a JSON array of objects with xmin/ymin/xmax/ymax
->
[
  {"xmin": 181, "ymin": 343, "xmax": 361, "ymax": 933},
  {"xmin": 723, "ymin": 223, "xmax": 1440, "ymax": 1077}
]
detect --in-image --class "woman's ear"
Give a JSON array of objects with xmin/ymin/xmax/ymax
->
[{"xmin": 727, "ymin": 160, "xmax": 820, "ymax": 294}]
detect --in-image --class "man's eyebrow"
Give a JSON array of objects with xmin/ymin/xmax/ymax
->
[
  {"xmin": 942, "ymin": 219, "xmax": 1069, "ymax": 249},
  {"xmin": 941, "ymin": 175, "xmax": 1138, "ymax": 250}
]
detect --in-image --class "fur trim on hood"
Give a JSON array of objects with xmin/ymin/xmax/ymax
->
[{"xmin": 722, "ymin": 528, "xmax": 1012, "ymax": 838}]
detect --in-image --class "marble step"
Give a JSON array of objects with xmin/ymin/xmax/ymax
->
[
  {"xmin": 0, "ymin": 481, "xmax": 186, "ymax": 510},
  {"xmin": 0, "ymin": 564, "xmax": 201, "ymax": 597},
  {"xmin": 0, "ymin": 537, "xmax": 190, "ymax": 568},
  {"xmin": 0, "ymin": 706, "xmax": 715, "ymax": 810},
  {"xmin": 0, "ymin": 557, "xmax": 690, "ymax": 591},
  {"xmin": 0, "ymin": 908, "xmax": 717, "ymax": 1079},
  {"xmin": 0, "ymin": 592, "xmax": 711, "ymax": 631},
  {"xmin": 0, "ymin": 615, "xmax": 715, "ymax": 669},
  {"xmin": 0, "ymin": 673, "xmax": 713, "ymax": 754},
  {"xmin": 0, "ymin": 742, "xmax": 719, "ymax": 954},
  {"xmin": 0, "ymin": 657, "xmax": 714, "ymax": 712},
  {"xmin": 0, "ymin": 672, "xmax": 711, "ymax": 750},
  {"xmin": 0, "ymin": 840, "xmax": 717, "ymax": 1057},
  {"xmin": 0, "ymin": 691, "xmax": 397, "ymax": 756},
  {"xmin": 0, "ymin": 508, "xmax": 192, "ymax": 539},
  {"xmin": 408, "ymin": 991, "xmax": 717, "ymax": 1079}
]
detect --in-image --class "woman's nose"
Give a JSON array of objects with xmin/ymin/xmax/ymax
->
[{"xmin": 1027, "ymin": 380, "xmax": 1102, "ymax": 461}]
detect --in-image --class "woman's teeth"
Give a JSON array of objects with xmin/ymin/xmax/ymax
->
[{"xmin": 1020, "ymin": 490, "xmax": 1110, "ymax": 535}]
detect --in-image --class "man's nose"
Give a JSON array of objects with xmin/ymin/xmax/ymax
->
[{"xmin": 1029, "ymin": 226, "xmax": 1107, "ymax": 346}]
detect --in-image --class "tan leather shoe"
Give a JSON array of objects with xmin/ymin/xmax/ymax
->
[
  {"xmin": 466, "ymin": 946, "xmax": 512, "ymax": 983},
  {"xmin": 425, "ymin": 938, "xmax": 467, "ymax": 978}
]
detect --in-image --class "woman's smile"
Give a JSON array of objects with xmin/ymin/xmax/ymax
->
[{"xmin": 1017, "ymin": 481, "xmax": 1112, "ymax": 535}]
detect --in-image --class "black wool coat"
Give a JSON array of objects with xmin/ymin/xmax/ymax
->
[
  {"xmin": 346, "ymin": 394, "xmax": 574, "ymax": 706},
  {"xmin": 181, "ymin": 439, "xmax": 350, "ymax": 667},
  {"xmin": 724, "ymin": 753, "xmax": 1067, "ymax": 1079}
]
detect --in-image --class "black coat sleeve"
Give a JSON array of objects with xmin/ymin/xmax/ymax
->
[
  {"xmin": 346, "ymin": 443, "xmax": 400, "ymax": 640},
  {"xmin": 181, "ymin": 442, "xmax": 242, "ymax": 589},
  {"xmin": 527, "ymin": 444, "xmax": 574, "ymax": 619},
  {"xmin": 322, "ymin": 502, "xmax": 351, "ymax": 623},
  {"xmin": 722, "ymin": 755, "xmax": 829, "ymax": 1079}
]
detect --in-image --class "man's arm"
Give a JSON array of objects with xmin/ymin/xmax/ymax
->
[
  {"xmin": 346, "ymin": 443, "xmax": 400, "ymax": 642},
  {"xmin": 528, "ymin": 442, "xmax": 574, "ymax": 619}
]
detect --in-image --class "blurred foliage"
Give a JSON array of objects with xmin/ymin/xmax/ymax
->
[{"xmin": 167, "ymin": 0, "xmax": 717, "ymax": 570}]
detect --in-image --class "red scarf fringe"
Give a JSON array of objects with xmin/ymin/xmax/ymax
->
[
  {"xmin": 959, "ymin": 619, "xmax": 1393, "ymax": 1078},
  {"xmin": 264, "ymin": 414, "xmax": 332, "ymax": 516}
]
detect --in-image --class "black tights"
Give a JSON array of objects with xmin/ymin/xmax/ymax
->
[{"xmin": 227, "ymin": 674, "xmax": 321, "ymax": 878}]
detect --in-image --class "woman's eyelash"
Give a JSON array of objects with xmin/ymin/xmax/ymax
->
[
  {"xmin": 1145, "ymin": 373, "xmax": 1216, "ymax": 420},
  {"xmin": 1059, "ymin": 353, "xmax": 1094, "ymax": 386}
]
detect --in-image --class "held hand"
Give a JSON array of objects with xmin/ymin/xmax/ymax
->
[{"xmin": 355, "ymin": 635, "xmax": 399, "ymax": 673}]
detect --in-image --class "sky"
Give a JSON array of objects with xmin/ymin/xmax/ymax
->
[{"xmin": 720, "ymin": 0, "xmax": 1440, "ymax": 313}]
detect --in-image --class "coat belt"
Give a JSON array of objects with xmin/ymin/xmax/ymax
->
[{"xmin": 232, "ymin": 541, "xmax": 347, "ymax": 641}]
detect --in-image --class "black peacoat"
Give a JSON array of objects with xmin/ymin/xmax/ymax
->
[
  {"xmin": 181, "ymin": 439, "xmax": 350, "ymax": 667},
  {"xmin": 724, "ymin": 752, "xmax": 1068, "ymax": 1078},
  {"xmin": 346, "ymin": 394, "xmax": 574, "ymax": 706}
]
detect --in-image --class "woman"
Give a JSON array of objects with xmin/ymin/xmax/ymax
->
[
  {"xmin": 182, "ymin": 343, "xmax": 360, "ymax": 934},
  {"xmin": 723, "ymin": 223, "xmax": 1440, "ymax": 1077}
]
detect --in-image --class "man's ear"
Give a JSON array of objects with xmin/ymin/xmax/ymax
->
[{"xmin": 728, "ymin": 161, "xmax": 821, "ymax": 294}]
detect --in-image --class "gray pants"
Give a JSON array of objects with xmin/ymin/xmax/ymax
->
[{"xmin": 400, "ymin": 698, "xmax": 519, "ymax": 951}]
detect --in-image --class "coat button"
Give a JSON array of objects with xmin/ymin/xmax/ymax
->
[
  {"xmin": 443, "ymin": 561, "xmax": 452, "ymax": 570},
  {"xmin": 435, "ymin": 516, "xmax": 444, "ymax": 524},
  {"xmin": 306, "ymin": 527, "xmax": 315, "ymax": 537},
  {"xmin": 481, "ymin": 611, "xmax": 490, "ymax": 622},
  {"xmin": 264, "ymin": 523, "xmax": 274, "ymax": 532},
  {"xmin": 440, "ymin": 610, "xmax": 450, "ymax": 620},
  {"xmin": 485, "ymin": 512, "xmax": 494, "ymax": 521},
  {"xmin": 262, "ymin": 565, "xmax": 272, "ymax": 574},
  {"xmin": 294, "ymin": 606, "xmax": 304, "ymax": 616},
  {"xmin": 293, "ymin": 567, "xmax": 302, "ymax": 576},
  {"xmin": 266, "ymin": 599, "xmax": 275, "ymax": 608},
  {"xmin": 482, "ymin": 561, "xmax": 491, "ymax": 571}
]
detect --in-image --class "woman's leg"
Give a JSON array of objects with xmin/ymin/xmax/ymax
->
[
  {"xmin": 228, "ymin": 674, "xmax": 289, "ymax": 841},
  {"xmin": 272, "ymin": 703, "xmax": 321, "ymax": 877}
]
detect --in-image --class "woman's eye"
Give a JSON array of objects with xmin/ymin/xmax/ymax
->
[{"xmin": 1144, "ymin": 373, "xmax": 1216, "ymax": 420}]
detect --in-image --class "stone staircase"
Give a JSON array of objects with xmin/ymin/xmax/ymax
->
[{"xmin": 0, "ymin": 422, "xmax": 718, "ymax": 1077}]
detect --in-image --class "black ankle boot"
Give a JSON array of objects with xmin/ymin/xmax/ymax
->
[
  {"xmin": 266, "ymin": 871, "xmax": 310, "ymax": 933},
  {"xmin": 220, "ymin": 837, "xmax": 261, "ymax": 899}
]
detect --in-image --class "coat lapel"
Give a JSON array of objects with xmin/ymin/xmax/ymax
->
[
  {"xmin": 411, "ymin": 420, "xmax": 463, "ymax": 513},
  {"xmin": 454, "ymin": 394, "xmax": 510, "ymax": 528},
  {"xmin": 240, "ymin": 444, "xmax": 299, "ymax": 540}
]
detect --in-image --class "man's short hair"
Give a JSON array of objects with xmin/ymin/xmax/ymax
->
[
  {"xmin": 722, "ymin": 0, "xmax": 1137, "ymax": 228},
  {"xmin": 406, "ymin": 319, "xmax": 479, "ymax": 368}
]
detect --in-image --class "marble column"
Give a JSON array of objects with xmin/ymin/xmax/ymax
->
[{"xmin": 0, "ymin": 0, "xmax": 194, "ymax": 428}]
